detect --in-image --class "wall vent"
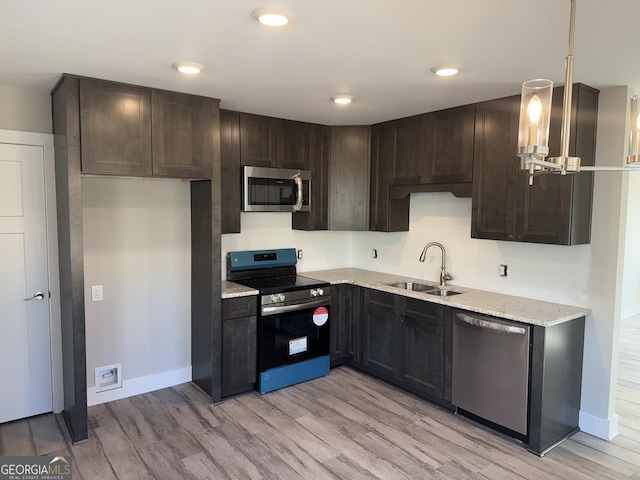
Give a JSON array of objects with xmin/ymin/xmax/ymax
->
[{"xmin": 94, "ymin": 363, "xmax": 122, "ymax": 393}]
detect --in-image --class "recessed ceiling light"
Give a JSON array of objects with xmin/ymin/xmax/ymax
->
[
  {"xmin": 173, "ymin": 62, "xmax": 205, "ymax": 74},
  {"xmin": 431, "ymin": 64, "xmax": 463, "ymax": 76},
  {"xmin": 251, "ymin": 7, "xmax": 295, "ymax": 27},
  {"xmin": 331, "ymin": 95, "xmax": 354, "ymax": 105}
]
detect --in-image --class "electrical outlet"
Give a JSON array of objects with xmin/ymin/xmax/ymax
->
[
  {"xmin": 499, "ymin": 264, "xmax": 508, "ymax": 277},
  {"xmin": 91, "ymin": 285, "xmax": 103, "ymax": 302},
  {"xmin": 297, "ymin": 249, "xmax": 303, "ymax": 260},
  {"xmin": 372, "ymin": 249, "xmax": 378, "ymax": 259}
]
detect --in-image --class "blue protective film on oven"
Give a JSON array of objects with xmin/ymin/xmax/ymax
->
[
  {"xmin": 258, "ymin": 355, "xmax": 330, "ymax": 394},
  {"xmin": 228, "ymin": 248, "xmax": 297, "ymax": 271}
]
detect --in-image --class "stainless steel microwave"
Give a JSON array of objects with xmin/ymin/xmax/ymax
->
[{"xmin": 242, "ymin": 166, "xmax": 311, "ymax": 212}]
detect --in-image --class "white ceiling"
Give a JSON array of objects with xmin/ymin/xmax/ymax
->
[{"xmin": 1, "ymin": 0, "xmax": 639, "ymax": 125}]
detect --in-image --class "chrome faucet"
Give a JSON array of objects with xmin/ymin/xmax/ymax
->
[{"xmin": 419, "ymin": 242, "xmax": 453, "ymax": 286}]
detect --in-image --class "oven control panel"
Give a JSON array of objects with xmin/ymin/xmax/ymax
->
[{"xmin": 261, "ymin": 286, "xmax": 331, "ymax": 306}]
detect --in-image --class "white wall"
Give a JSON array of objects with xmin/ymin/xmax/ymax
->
[
  {"xmin": 352, "ymin": 192, "xmax": 591, "ymax": 307},
  {"xmin": 621, "ymin": 173, "xmax": 640, "ymax": 317},
  {"xmin": 82, "ymin": 177, "xmax": 191, "ymax": 388},
  {"xmin": 0, "ymin": 85, "xmax": 52, "ymax": 134},
  {"xmin": 221, "ymin": 212, "xmax": 352, "ymax": 276},
  {"xmin": 578, "ymin": 86, "xmax": 631, "ymax": 439},
  {"xmin": 621, "ymin": 86, "xmax": 640, "ymax": 318}
]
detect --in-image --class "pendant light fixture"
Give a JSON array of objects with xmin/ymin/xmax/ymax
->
[{"xmin": 517, "ymin": 0, "xmax": 639, "ymax": 185}]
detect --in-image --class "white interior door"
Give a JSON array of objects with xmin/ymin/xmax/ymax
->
[{"xmin": 0, "ymin": 143, "xmax": 52, "ymax": 423}]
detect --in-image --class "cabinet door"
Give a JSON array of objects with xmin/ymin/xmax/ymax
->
[
  {"xmin": 277, "ymin": 119, "xmax": 310, "ymax": 170},
  {"xmin": 79, "ymin": 78, "xmax": 152, "ymax": 176},
  {"xmin": 471, "ymin": 96, "xmax": 520, "ymax": 241},
  {"xmin": 369, "ymin": 122, "xmax": 410, "ymax": 232},
  {"xmin": 391, "ymin": 114, "xmax": 427, "ymax": 184},
  {"xmin": 516, "ymin": 84, "xmax": 597, "ymax": 245},
  {"xmin": 293, "ymin": 124, "xmax": 330, "ymax": 230},
  {"xmin": 222, "ymin": 315, "xmax": 257, "ymax": 397},
  {"xmin": 398, "ymin": 298, "xmax": 444, "ymax": 399},
  {"xmin": 220, "ymin": 110, "xmax": 241, "ymax": 234},
  {"xmin": 240, "ymin": 113, "xmax": 277, "ymax": 167},
  {"xmin": 329, "ymin": 126, "xmax": 370, "ymax": 230},
  {"xmin": 151, "ymin": 90, "xmax": 215, "ymax": 179},
  {"xmin": 361, "ymin": 289, "xmax": 397, "ymax": 381},
  {"xmin": 330, "ymin": 284, "xmax": 350, "ymax": 366},
  {"xmin": 425, "ymin": 105, "xmax": 475, "ymax": 184}
]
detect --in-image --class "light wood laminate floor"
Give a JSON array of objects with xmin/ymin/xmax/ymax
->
[{"xmin": 2, "ymin": 316, "xmax": 639, "ymax": 479}]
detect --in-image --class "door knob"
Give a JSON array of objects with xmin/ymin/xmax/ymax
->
[{"xmin": 24, "ymin": 292, "xmax": 45, "ymax": 301}]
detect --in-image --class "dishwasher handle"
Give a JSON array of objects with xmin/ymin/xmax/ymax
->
[{"xmin": 455, "ymin": 312, "xmax": 526, "ymax": 335}]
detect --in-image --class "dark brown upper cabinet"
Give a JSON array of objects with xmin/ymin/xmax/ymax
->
[
  {"xmin": 389, "ymin": 106, "xmax": 475, "ymax": 186},
  {"xmin": 79, "ymin": 78, "xmax": 152, "ymax": 176},
  {"xmin": 369, "ymin": 122, "xmax": 410, "ymax": 232},
  {"xmin": 152, "ymin": 90, "xmax": 215, "ymax": 179},
  {"xmin": 292, "ymin": 124, "xmax": 330, "ymax": 231},
  {"xmin": 239, "ymin": 113, "xmax": 311, "ymax": 170},
  {"xmin": 425, "ymin": 105, "xmax": 475, "ymax": 184},
  {"xmin": 329, "ymin": 126, "xmax": 371, "ymax": 231},
  {"xmin": 472, "ymin": 84, "xmax": 598, "ymax": 245},
  {"xmin": 79, "ymin": 77, "xmax": 216, "ymax": 179},
  {"xmin": 220, "ymin": 110, "xmax": 242, "ymax": 234},
  {"xmin": 277, "ymin": 119, "xmax": 311, "ymax": 170},
  {"xmin": 390, "ymin": 114, "xmax": 427, "ymax": 185},
  {"xmin": 239, "ymin": 113, "xmax": 277, "ymax": 167},
  {"xmin": 471, "ymin": 95, "xmax": 520, "ymax": 241},
  {"xmin": 515, "ymin": 84, "xmax": 598, "ymax": 245}
]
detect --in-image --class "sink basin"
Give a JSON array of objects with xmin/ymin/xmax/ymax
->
[
  {"xmin": 425, "ymin": 289, "xmax": 462, "ymax": 297},
  {"xmin": 386, "ymin": 281, "xmax": 436, "ymax": 292}
]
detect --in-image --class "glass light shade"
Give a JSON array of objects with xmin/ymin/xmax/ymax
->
[
  {"xmin": 517, "ymin": 79, "xmax": 553, "ymax": 159},
  {"xmin": 628, "ymin": 94, "xmax": 640, "ymax": 165}
]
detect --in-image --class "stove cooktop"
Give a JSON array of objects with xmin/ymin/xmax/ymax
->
[{"xmin": 236, "ymin": 275, "xmax": 329, "ymax": 294}]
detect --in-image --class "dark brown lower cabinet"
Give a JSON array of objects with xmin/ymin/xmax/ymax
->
[
  {"xmin": 330, "ymin": 284, "xmax": 361, "ymax": 367},
  {"xmin": 398, "ymin": 298, "xmax": 449, "ymax": 400},
  {"xmin": 335, "ymin": 284, "xmax": 583, "ymax": 454},
  {"xmin": 359, "ymin": 288, "xmax": 450, "ymax": 405},
  {"xmin": 361, "ymin": 289, "xmax": 397, "ymax": 382},
  {"xmin": 528, "ymin": 317, "xmax": 585, "ymax": 455},
  {"xmin": 221, "ymin": 296, "xmax": 257, "ymax": 397}
]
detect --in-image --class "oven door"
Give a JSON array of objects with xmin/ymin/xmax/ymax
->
[{"xmin": 259, "ymin": 300, "xmax": 330, "ymax": 372}]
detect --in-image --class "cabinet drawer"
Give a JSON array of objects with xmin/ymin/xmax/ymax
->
[
  {"xmin": 404, "ymin": 297, "xmax": 444, "ymax": 327},
  {"xmin": 223, "ymin": 296, "xmax": 257, "ymax": 320},
  {"xmin": 365, "ymin": 288, "xmax": 395, "ymax": 312}
]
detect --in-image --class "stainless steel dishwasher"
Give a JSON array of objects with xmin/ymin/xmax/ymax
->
[{"xmin": 452, "ymin": 311, "xmax": 531, "ymax": 436}]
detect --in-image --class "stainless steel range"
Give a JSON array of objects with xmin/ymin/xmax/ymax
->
[{"xmin": 227, "ymin": 248, "xmax": 331, "ymax": 394}]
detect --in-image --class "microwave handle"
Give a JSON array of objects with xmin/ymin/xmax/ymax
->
[{"xmin": 292, "ymin": 172, "xmax": 303, "ymax": 212}]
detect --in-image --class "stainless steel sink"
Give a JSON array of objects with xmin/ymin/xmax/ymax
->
[
  {"xmin": 386, "ymin": 281, "xmax": 437, "ymax": 292},
  {"xmin": 425, "ymin": 289, "xmax": 462, "ymax": 297},
  {"xmin": 387, "ymin": 281, "xmax": 463, "ymax": 297}
]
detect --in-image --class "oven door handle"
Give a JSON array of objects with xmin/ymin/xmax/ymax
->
[{"xmin": 262, "ymin": 298, "xmax": 329, "ymax": 316}]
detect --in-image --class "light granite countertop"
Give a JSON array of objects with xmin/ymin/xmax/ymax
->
[
  {"xmin": 222, "ymin": 268, "xmax": 590, "ymax": 327},
  {"xmin": 221, "ymin": 280, "xmax": 259, "ymax": 299}
]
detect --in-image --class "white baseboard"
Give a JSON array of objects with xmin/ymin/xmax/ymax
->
[
  {"xmin": 87, "ymin": 366, "xmax": 192, "ymax": 406},
  {"xmin": 579, "ymin": 410, "xmax": 619, "ymax": 441}
]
